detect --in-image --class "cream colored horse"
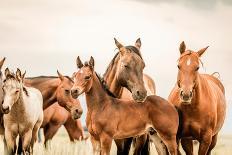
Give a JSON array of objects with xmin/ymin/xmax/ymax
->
[{"xmin": 2, "ymin": 68, "xmax": 43, "ymax": 155}]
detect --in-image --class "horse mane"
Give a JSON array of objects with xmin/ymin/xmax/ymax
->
[
  {"xmin": 103, "ymin": 46, "xmax": 143, "ymax": 78},
  {"xmin": 95, "ymin": 72, "xmax": 116, "ymax": 98},
  {"xmin": 23, "ymin": 87, "xmax": 29, "ymax": 96}
]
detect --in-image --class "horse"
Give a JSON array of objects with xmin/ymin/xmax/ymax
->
[
  {"xmin": 16, "ymin": 71, "xmax": 83, "ymax": 154},
  {"xmin": 2, "ymin": 68, "xmax": 43, "ymax": 155},
  {"xmin": 0, "ymin": 57, "xmax": 6, "ymax": 135},
  {"xmin": 168, "ymin": 41, "xmax": 226, "ymax": 155},
  {"xmin": 71, "ymin": 57, "xmax": 179, "ymax": 155},
  {"xmin": 103, "ymin": 38, "xmax": 161, "ymax": 155},
  {"xmin": 24, "ymin": 71, "xmax": 83, "ymax": 119},
  {"xmin": 42, "ymin": 102, "xmax": 86, "ymax": 147}
]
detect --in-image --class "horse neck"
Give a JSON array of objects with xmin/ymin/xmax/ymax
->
[
  {"xmin": 104, "ymin": 55, "xmax": 123, "ymax": 98},
  {"xmin": 25, "ymin": 78, "xmax": 58, "ymax": 109},
  {"xmin": 85, "ymin": 73, "xmax": 111, "ymax": 111},
  {"xmin": 189, "ymin": 74, "xmax": 206, "ymax": 108}
]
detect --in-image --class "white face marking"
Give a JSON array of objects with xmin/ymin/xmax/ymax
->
[{"xmin": 186, "ymin": 58, "xmax": 191, "ymax": 66}]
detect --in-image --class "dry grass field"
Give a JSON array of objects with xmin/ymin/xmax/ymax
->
[{"xmin": 0, "ymin": 127, "xmax": 231, "ymax": 155}]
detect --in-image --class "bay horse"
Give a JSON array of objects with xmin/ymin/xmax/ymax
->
[
  {"xmin": 2, "ymin": 68, "xmax": 43, "ymax": 155},
  {"xmin": 168, "ymin": 42, "xmax": 226, "ymax": 155},
  {"xmin": 103, "ymin": 38, "xmax": 160, "ymax": 155},
  {"xmin": 42, "ymin": 102, "xmax": 86, "ymax": 147},
  {"xmin": 0, "ymin": 57, "xmax": 6, "ymax": 135},
  {"xmin": 71, "ymin": 57, "xmax": 179, "ymax": 155},
  {"xmin": 24, "ymin": 71, "xmax": 83, "ymax": 119}
]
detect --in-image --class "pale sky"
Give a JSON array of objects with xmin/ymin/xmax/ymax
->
[{"xmin": 0, "ymin": 0, "xmax": 231, "ymax": 132}]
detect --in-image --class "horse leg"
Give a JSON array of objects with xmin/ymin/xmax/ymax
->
[
  {"xmin": 43, "ymin": 123, "xmax": 61, "ymax": 148},
  {"xmin": 17, "ymin": 137, "xmax": 23, "ymax": 155},
  {"xmin": 198, "ymin": 132, "xmax": 212, "ymax": 155},
  {"xmin": 4, "ymin": 129, "xmax": 17, "ymax": 155},
  {"xmin": 181, "ymin": 138, "xmax": 193, "ymax": 155},
  {"xmin": 206, "ymin": 134, "xmax": 218, "ymax": 155},
  {"xmin": 31, "ymin": 118, "xmax": 43, "ymax": 154},
  {"xmin": 133, "ymin": 134, "xmax": 149, "ymax": 155},
  {"xmin": 115, "ymin": 138, "xmax": 133, "ymax": 155},
  {"xmin": 21, "ymin": 129, "xmax": 32, "ymax": 155},
  {"xmin": 149, "ymin": 132, "xmax": 168, "ymax": 155},
  {"xmin": 158, "ymin": 134, "xmax": 178, "ymax": 155},
  {"xmin": 99, "ymin": 133, "xmax": 112, "ymax": 155},
  {"xmin": 90, "ymin": 135, "xmax": 100, "ymax": 155}
]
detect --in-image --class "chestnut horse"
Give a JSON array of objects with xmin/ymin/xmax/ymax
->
[
  {"xmin": 71, "ymin": 57, "xmax": 179, "ymax": 155},
  {"xmin": 24, "ymin": 71, "xmax": 83, "ymax": 119},
  {"xmin": 168, "ymin": 42, "xmax": 226, "ymax": 155},
  {"xmin": 103, "ymin": 38, "xmax": 159, "ymax": 155},
  {"xmin": 0, "ymin": 57, "xmax": 6, "ymax": 135},
  {"xmin": 42, "ymin": 102, "xmax": 86, "ymax": 147},
  {"xmin": 2, "ymin": 68, "xmax": 43, "ymax": 155}
]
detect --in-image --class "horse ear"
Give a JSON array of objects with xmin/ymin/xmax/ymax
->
[
  {"xmin": 16, "ymin": 68, "xmax": 22, "ymax": 81},
  {"xmin": 89, "ymin": 56, "xmax": 95, "ymax": 69},
  {"xmin": 197, "ymin": 46, "xmax": 209, "ymax": 57},
  {"xmin": 22, "ymin": 71, "xmax": 26, "ymax": 79},
  {"xmin": 135, "ymin": 38, "xmax": 141, "ymax": 49},
  {"xmin": 0, "ymin": 57, "xmax": 6, "ymax": 69},
  {"xmin": 179, "ymin": 41, "xmax": 186, "ymax": 54},
  {"xmin": 5, "ymin": 68, "xmax": 11, "ymax": 78},
  {"xmin": 76, "ymin": 56, "xmax": 83, "ymax": 69},
  {"xmin": 57, "ymin": 70, "xmax": 64, "ymax": 81},
  {"xmin": 114, "ymin": 38, "xmax": 123, "ymax": 49}
]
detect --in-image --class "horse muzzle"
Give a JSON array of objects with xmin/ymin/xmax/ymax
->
[
  {"xmin": 180, "ymin": 90, "xmax": 193, "ymax": 105},
  {"xmin": 71, "ymin": 108, "xmax": 83, "ymax": 120}
]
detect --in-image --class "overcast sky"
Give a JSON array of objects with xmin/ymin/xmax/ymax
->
[{"xmin": 0, "ymin": 0, "xmax": 231, "ymax": 133}]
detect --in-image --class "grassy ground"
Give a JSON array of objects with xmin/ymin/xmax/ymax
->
[{"xmin": 0, "ymin": 127, "xmax": 231, "ymax": 155}]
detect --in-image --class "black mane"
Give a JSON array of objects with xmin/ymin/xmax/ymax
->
[{"xmin": 95, "ymin": 72, "xmax": 116, "ymax": 98}]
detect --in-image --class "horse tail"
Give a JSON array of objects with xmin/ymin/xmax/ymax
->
[{"xmin": 211, "ymin": 72, "xmax": 221, "ymax": 79}]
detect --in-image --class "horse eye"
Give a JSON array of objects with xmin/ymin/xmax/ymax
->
[
  {"xmin": 124, "ymin": 65, "xmax": 129, "ymax": 69},
  {"xmin": 177, "ymin": 65, "xmax": 180, "ymax": 69},
  {"xmin": 65, "ymin": 89, "xmax": 70, "ymax": 94},
  {"xmin": 195, "ymin": 67, "xmax": 199, "ymax": 71},
  {"xmin": 85, "ymin": 76, "xmax": 91, "ymax": 80},
  {"xmin": 15, "ymin": 90, "xmax": 19, "ymax": 94}
]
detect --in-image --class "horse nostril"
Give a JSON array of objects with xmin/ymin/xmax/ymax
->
[
  {"xmin": 190, "ymin": 91, "xmax": 193, "ymax": 97},
  {"xmin": 180, "ymin": 91, "xmax": 184, "ymax": 97},
  {"xmin": 75, "ymin": 109, "xmax": 79, "ymax": 114},
  {"xmin": 136, "ymin": 91, "xmax": 140, "ymax": 96}
]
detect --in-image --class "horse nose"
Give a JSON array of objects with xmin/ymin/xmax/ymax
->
[
  {"xmin": 180, "ymin": 90, "xmax": 192, "ymax": 101},
  {"xmin": 71, "ymin": 89, "xmax": 78, "ymax": 98},
  {"xmin": 2, "ymin": 106, "xmax": 9, "ymax": 114}
]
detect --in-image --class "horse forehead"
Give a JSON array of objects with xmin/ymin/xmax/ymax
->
[
  {"xmin": 180, "ymin": 55, "xmax": 198, "ymax": 67},
  {"xmin": 4, "ymin": 79, "xmax": 20, "ymax": 89}
]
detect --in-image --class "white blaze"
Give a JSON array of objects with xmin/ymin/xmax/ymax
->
[{"xmin": 187, "ymin": 58, "xmax": 191, "ymax": 66}]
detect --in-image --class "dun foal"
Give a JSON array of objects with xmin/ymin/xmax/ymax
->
[
  {"xmin": 2, "ymin": 68, "xmax": 43, "ymax": 155},
  {"xmin": 168, "ymin": 42, "xmax": 226, "ymax": 155},
  {"xmin": 71, "ymin": 57, "xmax": 179, "ymax": 155}
]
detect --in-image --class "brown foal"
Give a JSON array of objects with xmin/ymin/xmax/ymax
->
[
  {"xmin": 168, "ymin": 42, "xmax": 226, "ymax": 155},
  {"xmin": 42, "ymin": 102, "xmax": 86, "ymax": 147},
  {"xmin": 71, "ymin": 57, "xmax": 179, "ymax": 155},
  {"xmin": 24, "ymin": 71, "xmax": 83, "ymax": 119}
]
